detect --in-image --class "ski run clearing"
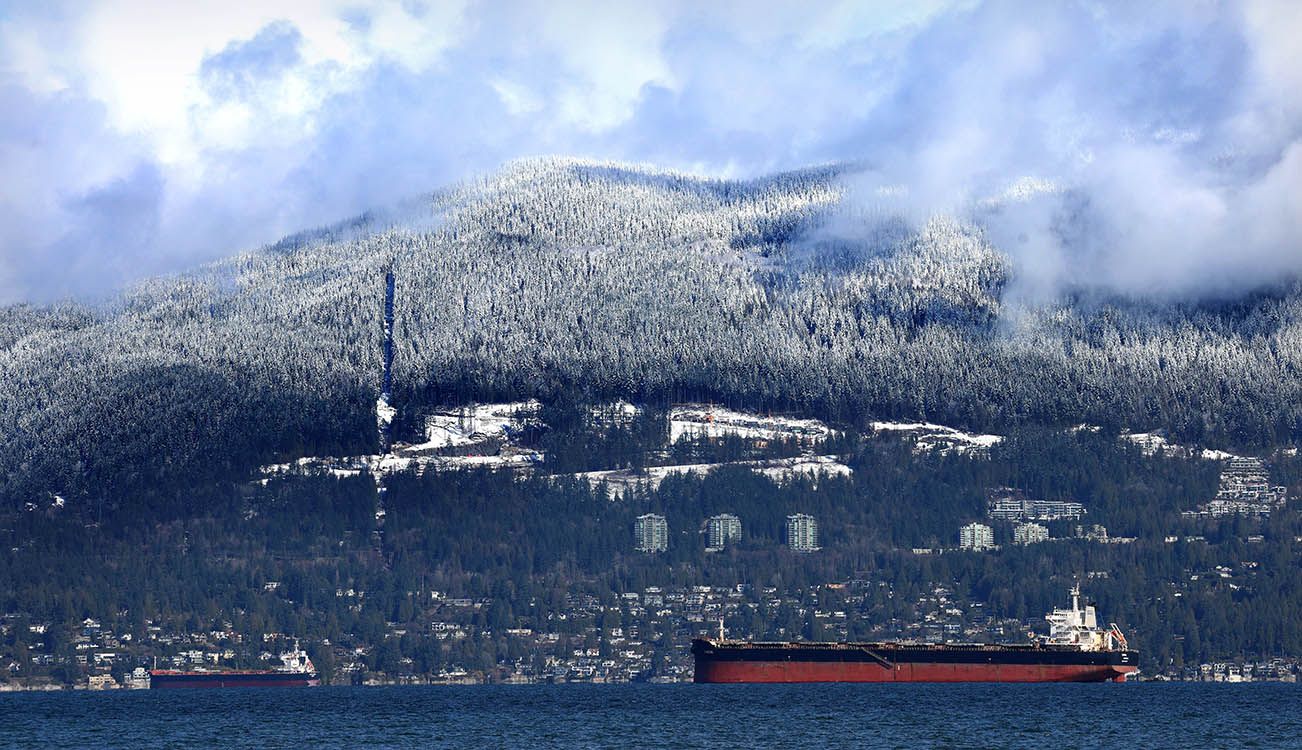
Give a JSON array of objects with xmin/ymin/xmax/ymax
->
[
  {"xmin": 258, "ymin": 401, "xmax": 848, "ymax": 484},
  {"xmin": 259, "ymin": 401, "xmax": 1274, "ymax": 488},
  {"xmin": 868, "ymin": 421, "xmax": 1003, "ymax": 455},
  {"xmin": 1121, "ymin": 431, "xmax": 1244, "ymax": 462},
  {"xmin": 669, "ymin": 405, "xmax": 837, "ymax": 445},
  {"xmin": 412, "ymin": 400, "xmax": 543, "ymax": 452},
  {"xmin": 259, "ymin": 404, "xmax": 998, "ymax": 483},
  {"xmin": 568, "ymin": 455, "xmax": 853, "ymax": 498},
  {"xmin": 257, "ymin": 448, "xmax": 545, "ymax": 481}
]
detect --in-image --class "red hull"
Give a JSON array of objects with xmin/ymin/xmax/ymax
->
[
  {"xmin": 695, "ymin": 660, "xmax": 1136, "ymax": 683},
  {"xmin": 149, "ymin": 670, "xmax": 320, "ymax": 689},
  {"xmin": 151, "ymin": 677, "xmax": 320, "ymax": 689}
]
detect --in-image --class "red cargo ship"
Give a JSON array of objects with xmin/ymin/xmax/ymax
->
[
  {"xmin": 150, "ymin": 644, "xmax": 320, "ymax": 689},
  {"xmin": 693, "ymin": 587, "xmax": 1138, "ymax": 683}
]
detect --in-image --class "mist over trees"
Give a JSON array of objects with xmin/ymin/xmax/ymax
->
[{"xmin": 2, "ymin": 158, "xmax": 1301, "ymax": 508}]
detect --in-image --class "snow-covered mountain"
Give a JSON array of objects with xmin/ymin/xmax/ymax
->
[{"xmin": 2, "ymin": 158, "xmax": 1300, "ymax": 506}]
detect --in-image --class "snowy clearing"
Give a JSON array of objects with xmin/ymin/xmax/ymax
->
[
  {"xmin": 869, "ymin": 421, "xmax": 1003, "ymax": 455},
  {"xmin": 259, "ymin": 446, "xmax": 546, "ymax": 480},
  {"xmin": 670, "ymin": 405, "xmax": 837, "ymax": 445},
  {"xmin": 566, "ymin": 455, "xmax": 852, "ymax": 498},
  {"xmin": 413, "ymin": 400, "xmax": 542, "ymax": 451},
  {"xmin": 1122, "ymin": 432, "xmax": 1243, "ymax": 461}
]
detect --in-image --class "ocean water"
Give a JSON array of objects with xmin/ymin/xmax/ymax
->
[{"xmin": 1, "ymin": 683, "xmax": 1299, "ymax": 749}]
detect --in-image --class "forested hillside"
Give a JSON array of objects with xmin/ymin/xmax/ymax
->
[
  {"xmin": 4, "ymin": 418, "xmax": 1300, "ymax": 685},
  {"xmin": 2, "ymin": 158, "xmax": 1301, "ymax": 509}
]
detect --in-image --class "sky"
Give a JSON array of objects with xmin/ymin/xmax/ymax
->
[{"xmin": 1, "ymin": 0, "xmax": 1299, "ymax": 303}]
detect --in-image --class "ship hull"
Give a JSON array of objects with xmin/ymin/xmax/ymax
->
[
  {"xmin": 692, "ymin": 640, "xmax": 1137, "ymax": 684},
  {"xmin": 149, "ymin": 671, "xmax": 320, "ymax": 689}
]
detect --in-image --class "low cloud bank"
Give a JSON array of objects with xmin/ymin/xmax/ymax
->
[{"xmin": 1, "ymin": 1, "xmax": 1298, "ymax": 303}]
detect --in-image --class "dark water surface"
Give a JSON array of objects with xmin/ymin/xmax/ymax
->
[{"xmin": 1, "ymin": 683, "xmax": 1298, "ymax": 749}]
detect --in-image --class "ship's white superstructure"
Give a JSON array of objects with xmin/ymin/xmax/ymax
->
[
  {"xmin": 1042, "ymin": 586, "xmax": 1128, "ymax": 652},
  {"xmin": 276, "ymin": 643, "xmax": 316, "ymax": 674}
]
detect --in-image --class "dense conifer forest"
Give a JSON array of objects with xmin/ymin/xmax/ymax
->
[
  {"xmin": 2, "ymin": 159, "xmax": 1301, "ymax": 513},
  {"xmin": 2, "ymin": 159, "xmax": 1301, "ymax": 684}
]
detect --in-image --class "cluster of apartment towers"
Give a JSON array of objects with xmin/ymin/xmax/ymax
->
[
  {"xmin": 953, "ymin": 488, "xmax": 1091, "ymax": 551},
  {"xmin": 956, "ymin": 521, "xmax": 1051, "ymax": 551},
  {"xmin": 959, "ymin": 459, "xmax": 1290, "ymax": 550},
  {"xmin": 633, "ymin": 513, "xmax": 820, "ymax": 553},
  {"xmin": 1185, "ymin": 457, "xmax": 1288, "ymax": 517}
]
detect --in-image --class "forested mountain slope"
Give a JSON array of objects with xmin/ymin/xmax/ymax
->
[{"xmin": 2, "ymin": 158, "xmax": 1300, "ymax": 508}]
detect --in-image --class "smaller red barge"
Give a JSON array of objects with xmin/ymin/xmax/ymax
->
[
  {"xmin": 694, "ymin": 587, "xmax": 1138, "ymax": 684},
  {"xmin": 150, "ymin": 644, "xmax": 320, "ymax": 689}
]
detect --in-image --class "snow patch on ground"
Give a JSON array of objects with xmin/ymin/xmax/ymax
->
[
  {"xmin": 413, "ymin": 400, "xmax": 542, "ymax": 451},
  {"xmin": 260, "ymin": 400, "xmax": 553, "ymax": 481},
  {"xmin": 375, "ymin": 396, "xmax": 396, "ymax": 427},
  {"xmin": 869, "ymin": 421, "xmax": 1003, "ymax": 454},
  {"xmin": 568, "ymin": 455, "xmax": 852, "ymax": 498},
  {"xmin": 369, "ymin": 452, "xmax": 544, "ymax": 475},
  {"xmin": 1122, "ymin": 432, "xmax": 1243, "ymax": 461},
  {"xmin": 260, "ymin": 447, "xmax": 546, "ymax": 480},
  {"xmin": 590, "ymin": 400, "xmax": 643, "ymax": 424},
  {"xmin": 1200, "ymin": 448, "xmax": 1241, "ymax": 461},
  {"xmin": 670, "ymin": 405, "xmax": 837, "ymax": 445}
]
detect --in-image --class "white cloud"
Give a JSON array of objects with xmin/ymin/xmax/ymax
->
[
  {"xmin": 535, "ymin": 0, "xmax": 677, "ymax": 131},
  {"xmin": 361, "ymin": 0, "xmax": 469, "ymax": 72},
  {"xmin": 1, "ymin": 0, "xmax": 1300, "ymax": 303},
  {"xmin": 9, "ymin": 1, "xmax": 464, "ymax": 167},
  {"xmin": 491, "ymin": 78, "xmax": 543, "ymax": 116}
]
